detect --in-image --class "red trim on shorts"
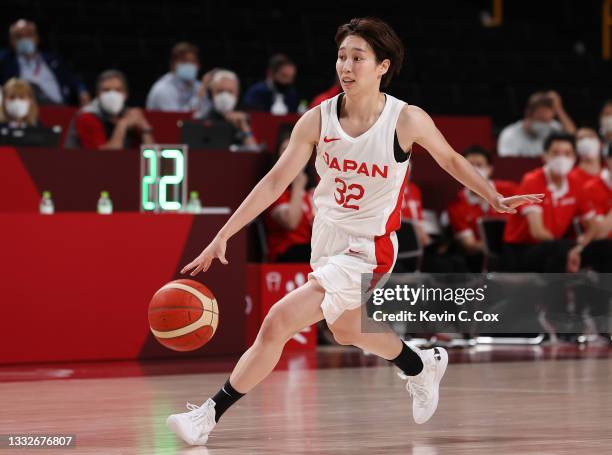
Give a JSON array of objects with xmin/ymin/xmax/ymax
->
[
  {"xmin": 367, "ymin": 169, "xmax": 408, "ymax": 291},
  {"xmin": 374, "ymin": 235, "xmax": 395, "ymax": 273},
  {"xmin": 384, "ymin": 169, "xmax": 409, "ymax": 234},
  {"xmin": 368, "ymin": 235, "xmax": 395, "ymax": 291}
]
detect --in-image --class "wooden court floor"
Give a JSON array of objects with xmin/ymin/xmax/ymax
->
[{"xmin": 1, "ymin": 355, "xmax": 611, "ymax": 454}]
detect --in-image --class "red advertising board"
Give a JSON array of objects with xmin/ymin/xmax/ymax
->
[{"xmin": 246, "ymin": 263, "xmax": 317, "ymax": 350}]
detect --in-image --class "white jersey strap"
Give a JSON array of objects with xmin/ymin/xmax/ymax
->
[{"xmin": 318, "ymin": 95, "xmax": 340, "ymax": 144}]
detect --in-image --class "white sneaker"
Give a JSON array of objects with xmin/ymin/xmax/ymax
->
[
  {"xmin": 166, "ymin": 398, "xmax": 217, "ymax": 445},
  {"xmin": 398, "ymin": 346, "xmax": 448, "ymax": 424}
]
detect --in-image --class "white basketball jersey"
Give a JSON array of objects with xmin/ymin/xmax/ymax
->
[{"xmin": 313, "ymin": 93, "xmax": 410, "ymax": 237}]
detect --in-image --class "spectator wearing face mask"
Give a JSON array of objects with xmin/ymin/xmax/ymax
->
[
  {"xmin": 567, "ymin": 148, "xmax": 612, "ymax": 272},
  {"xmin": 570, "ymin": 127, "xmax": 605, "ymax": 186},
  {"xmin": 0, "ymin": 19, "xmax": 90, "ymax": 106},
  {"xmin": 243, "ymin": 54, "xmax": 298, "ymax": 114},
  {"xmin": 600, "ymin": 100, "xmax": 612, "ymax": 157},
  {"xmin": 64, "ymin": 69, "xmax": 154, "ymax": 150},
  {"xmin": 195, "ymin": 69, "xmax": 257, "ymax": 147},
  {"xmin": 565, "ymin": 147, "xmax": 612, "ymax": 342},
  {"xmin": 146, "ymin": 42, "xmax": 210, "ymax": 113},
  {"xmin": 447, "ymin": 146, "xmax": 517, "ymax": 271},
  {"xmin": 501, "ymin": 132, "xmax": 587, "ymax": 271},
  {"xmin": 0, "ymin": 78, "xmax": 39, "ymax": 128},
  {"xmin": 498, "ymin": 91, "xmax": 576, "ymax": 157}
]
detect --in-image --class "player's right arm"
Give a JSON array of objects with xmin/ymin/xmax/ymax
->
[{"xmin": 181, "ymin": 107, "xmax": 321, "ymax": 276}]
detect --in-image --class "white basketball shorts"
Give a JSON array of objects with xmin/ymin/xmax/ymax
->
[{"xmin": 308, "ymin": 216, "xmax": 398, "ymax": 324}]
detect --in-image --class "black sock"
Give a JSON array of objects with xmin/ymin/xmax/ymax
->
[
  {"xmin": 391, "ymin": 342, "xmax": 423, "ymax": 376},
  {"xmin": 211, "ymin": 379, "xmax": 245, "ymax": 422}
]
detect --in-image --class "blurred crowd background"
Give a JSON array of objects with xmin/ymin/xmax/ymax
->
[
  {"xmin": 1, "ymin": 2, "xmax": 611, "ymax": 281},
  {"xmin": 1, "ymin": 2, "xmax": 610, "ymax": 122}
]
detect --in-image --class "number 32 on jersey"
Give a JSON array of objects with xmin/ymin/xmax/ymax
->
[{"xmin": 334, "ymin": 177, "xmax": 364, "ymax": 210}]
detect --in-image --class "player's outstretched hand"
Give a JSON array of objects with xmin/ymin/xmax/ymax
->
[
  {"xmin": 491, "ymin": 193, "xmax": 545, "ymax": 214},
  {"xmin": 181, "ymin": 236, "xmax": 228, "ymax": 276}
]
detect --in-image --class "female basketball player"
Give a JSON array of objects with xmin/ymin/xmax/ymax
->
[{"xmin": 167, "ymin": 17, "xmax": 544, "ymax": 445}]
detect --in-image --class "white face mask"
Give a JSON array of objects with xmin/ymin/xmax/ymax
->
[
  {"xmin": 99, "ymin": 90, "xmax": 125, "ymax": 115},
  {"xmin": 5, "ymin": 98, "xmax": 30, "ymax": 119},
  {"xmin": 175, "ymin": 63, "xmax": 198, "ymax": 82},
  {"xmin": 576, "ymin": 137, "xmax": 601, "ymax": 159},
  {"xmin": 600, "ymin": 116, "xmax": 612, "ymax": 136},
  {"xmin": 546, "ymin": 156, "xmax": 575, "ymax": 176},
  {"xmin": 213, "ymin": 92, "xmax": 237, "ymax": 114}
]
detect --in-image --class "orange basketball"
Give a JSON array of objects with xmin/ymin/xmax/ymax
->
[{"xmin": 148, "ymin": 279, "xmax": 219, "ymax": 352}]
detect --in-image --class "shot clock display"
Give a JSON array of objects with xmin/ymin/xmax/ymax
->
[{"xmin": 140, "ymin": 145, "xmax": 188, "ymax": 213}]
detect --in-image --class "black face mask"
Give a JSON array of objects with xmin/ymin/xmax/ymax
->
[{"xmin": 273, "ymin": 80, "xmax": 291, "ymax": 94}]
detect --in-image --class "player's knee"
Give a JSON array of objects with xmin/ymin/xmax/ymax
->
[
  {"xmin": 330, "ymin": 326, "xmax": 359, "ymax": 346},
  {"xmin": 258, "ymin": 308, "xmax": 291, "ymax": 345}
]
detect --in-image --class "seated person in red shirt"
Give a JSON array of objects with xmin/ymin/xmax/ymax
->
[
  {"xmin": 265, "ymin": 135, "xmax": 314, "ymax": 262},
  {"xmin": 503, "ymin": 132, "xmax": 611, "ymax": 272},
  {"xmin": 448, "ymin": 146, "xmax": 517, "ymax": 270},
  {"xmin": 569, "ymin": 127, "xmax": 605, "ymax": 186},
  {"xmin": 400, "ymin": 172, "xmax": 478, "ymax": 273},
  {"xmin": 400, "ymin": 171, "xmax": 431, "ymax": 247},
  {"xmin": 64, "ymin": 70, "xmax": 155, "ymax": 149},
  {"xmin": 567, "ymin": 149, "xmax": 612, "ymax": 272}
]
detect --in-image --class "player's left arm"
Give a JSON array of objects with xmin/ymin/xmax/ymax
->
[{"xmin": 396, "ymin": 105, "xmax": 543, "ymax": 214}]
